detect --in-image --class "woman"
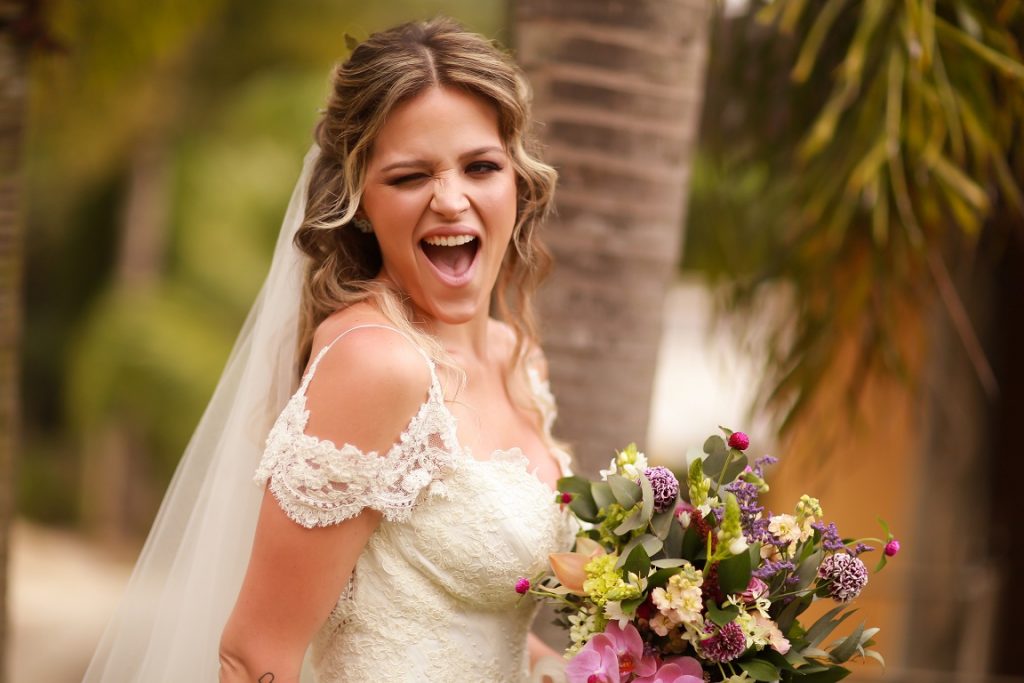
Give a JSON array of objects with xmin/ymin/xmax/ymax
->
[{"xmin": 84, "ymin": 17, "xmax": 572, "ymax": 683}]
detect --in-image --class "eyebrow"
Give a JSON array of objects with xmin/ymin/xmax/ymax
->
[{"xmin": 378, "ymin": 146, "xmax": 506, "ymax": 173}]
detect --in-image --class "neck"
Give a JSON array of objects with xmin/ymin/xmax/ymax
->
[{"xmin": 411, "ymin": 307, "xmax": 492, "ymax": 365}]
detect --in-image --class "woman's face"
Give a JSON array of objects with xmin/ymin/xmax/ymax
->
[{"xmin": 361, "ymin": 86, "xmax": 517, "ymax": 327}]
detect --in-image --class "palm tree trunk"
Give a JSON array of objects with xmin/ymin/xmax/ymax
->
[
  {"xmin": 0, "ymin": 1, "xmax": 30, "ymax": 679},
  {"xmin": 514, "ymin": 0, "xmax": 712, "ymax": 474}
]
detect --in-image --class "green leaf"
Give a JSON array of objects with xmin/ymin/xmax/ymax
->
[
  {"xmin": 616, "ymin": 534, "xmax": 662, "ymax": 571},
  {"xmin": 794, "ymin": 666, "xmax": 852, "ymax": 682},
  {"xmin": 717, "ymin": 546, "xmax": 753, "ymax": 595},
  {"xmin": 638, "ymin": 473, "xmax": 655, "ymax": 524},
  {"xmin": 651, "ymin": 558, "xmax": 688, "ymax": 568},
  {"xmin": 647, "ymin": 566, "xmax": 681, "ymax": 590},
  {"xmin": 775, "ymin": 593, "xmax": 812, "ymax": 634},
  {"xmin": 702, "ymin": 438, "xmax": 728, "ymax": 475},
  {"xmin": 829, "ymin": 622, "xmax": 865, "ymax": 663},
  {"xmin": 650, "ymin": 508, "xmax": 675, "ymax": 539},
  {"xmin": 558, "ymin": 476, "xmax": 598, "ymax": 522},
  {"xmin": 620, "ymin": 595, "xmax": 645, "ymax": 617},
  {"xmin": 738, "ymin": 658, "xmax": 781, "ymax": 681},
  {"xmin": 618, "ymin": 539, "xmax": 652, "ymax": 578},
  {"xmin": 608, "ymin": 475, "xmax": 642, "ymax": 508},
  {"xmin": 664, "ymin": 518, "xmax": 685, "ymax": 558},
  {"xmin": 705, "ymin": 600, "xmax": 740, "ymax": 627},
  {"xmin": 794, "ymin": 549, "xmax": 824, "ymax": 591},
  {"xmin": 614, "ymin": 505, "xmax": 648, "ymax": 535},
  {"xmin": 591, "ymin": 482, "xmax": 615, "ymax": 511},
  {"xmin": 719, "ymin": 451, "xmax": 749, "ymax": 486},
  {"xmin": 679, "ymin": 523, "xmax": 701, "ymax": 560},
  {"xmin": 805, "ymin": 605, "xmax": 852, "ymax": 647}
]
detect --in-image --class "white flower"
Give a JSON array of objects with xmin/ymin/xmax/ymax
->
[
  {"xmin": 727, "ymin": 535, "xmax": 749, "ymax": 556},
  {"xmin": 600, "ymin": 443, "xmax": 649, "ymax": 482},
  {"xmin": 603, "ymin": 600, "xmax": 630, "ymax": 627},
  {"xmin": 651, "ymin": 564, "xmax": 704, "ymax": 626},
  {"xmin": 768, "ymin": 514, "xmax": 802, "ymax": 546}
]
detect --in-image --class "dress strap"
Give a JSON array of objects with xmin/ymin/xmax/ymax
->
[{"xmin": 298, "ymin": 323, "xmax": 438, "ymax": 396}]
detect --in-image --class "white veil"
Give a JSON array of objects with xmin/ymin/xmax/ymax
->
[{"xmin": 82, "ymin": 145, "xmax": 320, "ymax": 682}]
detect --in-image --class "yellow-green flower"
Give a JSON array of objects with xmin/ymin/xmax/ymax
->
[
  {"xmin": 582, "ymin": 554, "xmax": 639, "ymax": 606},
  {"xmin": 687, "ymin": 458, "xmax": 711, "ymax": 510}
]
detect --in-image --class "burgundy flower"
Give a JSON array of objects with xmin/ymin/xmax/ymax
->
[
  {"xmin": 514, "ymin": 577, "xmax": 531, "ymax": 594},
  {"xmin": 818, "ymin": 553, "xmax": 869, "ymax": 602},
  {"xmin": 727, "ymin": 432, "xmax": 750, "ymax": 450},
  {"xmin": 884, "ymin": 539, "xmax": 901, "ymax": 557},
  {"xmin": 644, "ymin": 466, "xmax": 680, "ymax": 513},
  {"xmin": 698, "ymin": 621, "xmax": 746, "ymax": 663}
]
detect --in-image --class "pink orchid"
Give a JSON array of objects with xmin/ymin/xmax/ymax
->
[
  {"xmin": 602, "ymin": 622, "xmax": 657, "ymax": 678},
  {"xmin": 634, "ymin": 657, "xmax": 704, "ymax": 683},
  {"xmin": 565, "ymin": 634, "xmax": 621, "ymax": 683},
  {"xmin": 549, "ymin": 537, "xmax": 605, "ymax": 595},
  {"xmin": 566, "ymin": 622, "xmax": 658, "ymax": 683}
]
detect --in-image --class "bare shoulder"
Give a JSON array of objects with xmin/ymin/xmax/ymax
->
[{"xmin": 304, "ymin": 305, "xmax": 433, "ymax": 454}]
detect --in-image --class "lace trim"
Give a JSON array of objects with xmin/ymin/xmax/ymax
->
[
  {"xmin": 253, "ymin": 326, "xmax": 569, "ymax": 528},
  {"xmin": 253, "ymin": 326, "xmax": 459, "ymax": 528}
]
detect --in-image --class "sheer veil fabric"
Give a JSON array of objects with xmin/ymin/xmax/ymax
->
[{"xmin": 83, "ymin": 146, "xmax": 321, "ymax": 682}]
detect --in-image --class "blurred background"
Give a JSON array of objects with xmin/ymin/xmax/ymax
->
[{"xmin": 2, "ymin": 0, "xmax": 1022, "ymax": 681}]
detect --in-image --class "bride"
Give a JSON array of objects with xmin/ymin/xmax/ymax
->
[{"xmin": 83, "ymin": 17, "xmax": 573, "ymax": 683}]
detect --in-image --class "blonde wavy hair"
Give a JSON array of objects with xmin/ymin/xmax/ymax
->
[{"xmin": 293, "ymin": 17, "xmax": 557, "ymax": 390}]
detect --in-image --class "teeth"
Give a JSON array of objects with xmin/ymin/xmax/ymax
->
[{"xmin": 422, "ymin": 234, "xmax": 476, "ymax": 247}]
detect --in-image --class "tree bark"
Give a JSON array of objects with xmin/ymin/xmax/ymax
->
[
  {"xmin": 514, "ymin": 0, "xmax": 711, "ymax": 474},
  {"xmin": 0, "ymin": 1, "xmax": 29, "ymax": 680}
]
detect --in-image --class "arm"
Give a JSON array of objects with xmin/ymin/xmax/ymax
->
[{"xmin": 219, "ymin": 327, "xmax": 433, "ymax": 682}]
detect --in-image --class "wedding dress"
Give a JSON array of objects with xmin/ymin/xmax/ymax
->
[
  {"xmin": 81, "ymin": 147, "xmax": 571, "ymax": 682},
  {"xmin": 254, "ymin": 323, "xmax": 575, "ymax": 682}
]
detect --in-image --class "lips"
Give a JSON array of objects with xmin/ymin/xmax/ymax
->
[{"xmin": 419, "ymin": 233, "xmax": 480, "ymax": 285}]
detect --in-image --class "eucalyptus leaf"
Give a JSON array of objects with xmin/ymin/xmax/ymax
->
[
  {"xmin": 591, "ymin": 481, "xmax": 615, "ymax": 511},
  {"xmin": 608, "ymin": 475, "xmax": 642, "ymax": 508},
  {"xmin": 638, "ymin": 473, "xmax": 655, "ymax": 524},
  {"xmin": 650, "ymin": 508, "xmax": 675, "ymax": 540},
  {"xmin": 703, "ymin": 434, "xmax": 727, "ymax": 458},
  {"xmin": 616, "ymin": 535, "xmax": 661, "ymax": 571},
  {"xmin": 651, "ymin": 558, "xmax": 688, "ymax": 568},
  {"xmin": 794, "ymin": 548, "xmax": 824, "ymax": 591},
  {"xmin": 558, "ymin": 476, "xmax": 598, "ymax": 522},
  {"xmin": 614, "ymin": 505, "xmax": 648, "ymax": 535},
  {"xmin": 720, "ymin": 451, "xmax": 749, "ymax": 485}
]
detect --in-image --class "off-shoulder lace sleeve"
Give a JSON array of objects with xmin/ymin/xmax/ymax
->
[{"xmin": 253, "ymin": 325, "xmax": 460, "ymax": 528}]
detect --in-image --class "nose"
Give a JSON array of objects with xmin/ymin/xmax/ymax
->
[{"xmin": 429, "ymin": 174, "xmax": 470, "ymax": 219}]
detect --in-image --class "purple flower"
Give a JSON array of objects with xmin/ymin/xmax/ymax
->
[
  {"xmin": 514, "ymin": 577, "xmax": 530, "ymax": 594},
  {"xmin": 753, "ymin": 559, "xmax": 795, "ymax": 581},
  {"xmin": 644, "ymin": 466, "xmax": 680, "ymax": 513},
  {"xmin": 813, "ymin": 521, "xmax": 845, "ymax": 551},
  {"xmin": 698, "ymin": 621, "xmax": 746, "ymax": 662},
  {"xmin": 885, "ymin": 539, "xmax": 901, "ymax": 557},
  {"xmin": 818, "ymin": 553, "xmax": 869, "ymax": 602}
]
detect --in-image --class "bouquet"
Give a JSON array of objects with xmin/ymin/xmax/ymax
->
[{"xmin": 518, "ymin": 428, "xmax": 898, "ymax": 683}]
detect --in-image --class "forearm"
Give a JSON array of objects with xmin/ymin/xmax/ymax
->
[{"xmin": 528, "ymin": 633, "xmax": 565, "ymax": 683}]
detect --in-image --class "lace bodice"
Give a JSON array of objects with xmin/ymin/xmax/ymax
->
[{"xmin": 253, "ymin": 325, "xmax": 574, "ymax": 682}]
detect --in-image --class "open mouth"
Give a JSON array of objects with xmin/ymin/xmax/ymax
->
[{"xmin": 420, "ymin": 234, "xmax": 480, "ymax": 283}]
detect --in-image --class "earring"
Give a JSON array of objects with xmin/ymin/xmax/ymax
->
[{"xmin": 352, "ymin": 216, "xmax": 374, "ymax": 233}]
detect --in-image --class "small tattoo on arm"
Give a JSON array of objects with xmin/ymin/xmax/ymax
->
[{"xmin": 258, "ymin": 674, "xmax": 275, "ymax": 683}]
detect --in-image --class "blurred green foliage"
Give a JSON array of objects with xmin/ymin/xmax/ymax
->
[
  {"xmin": 21, "ymin": 0, "xmax": 504, "ymax": 526},
  {"xmin": 685, "ymin": 0, "xmax": 1024, "ymax": 431}
]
